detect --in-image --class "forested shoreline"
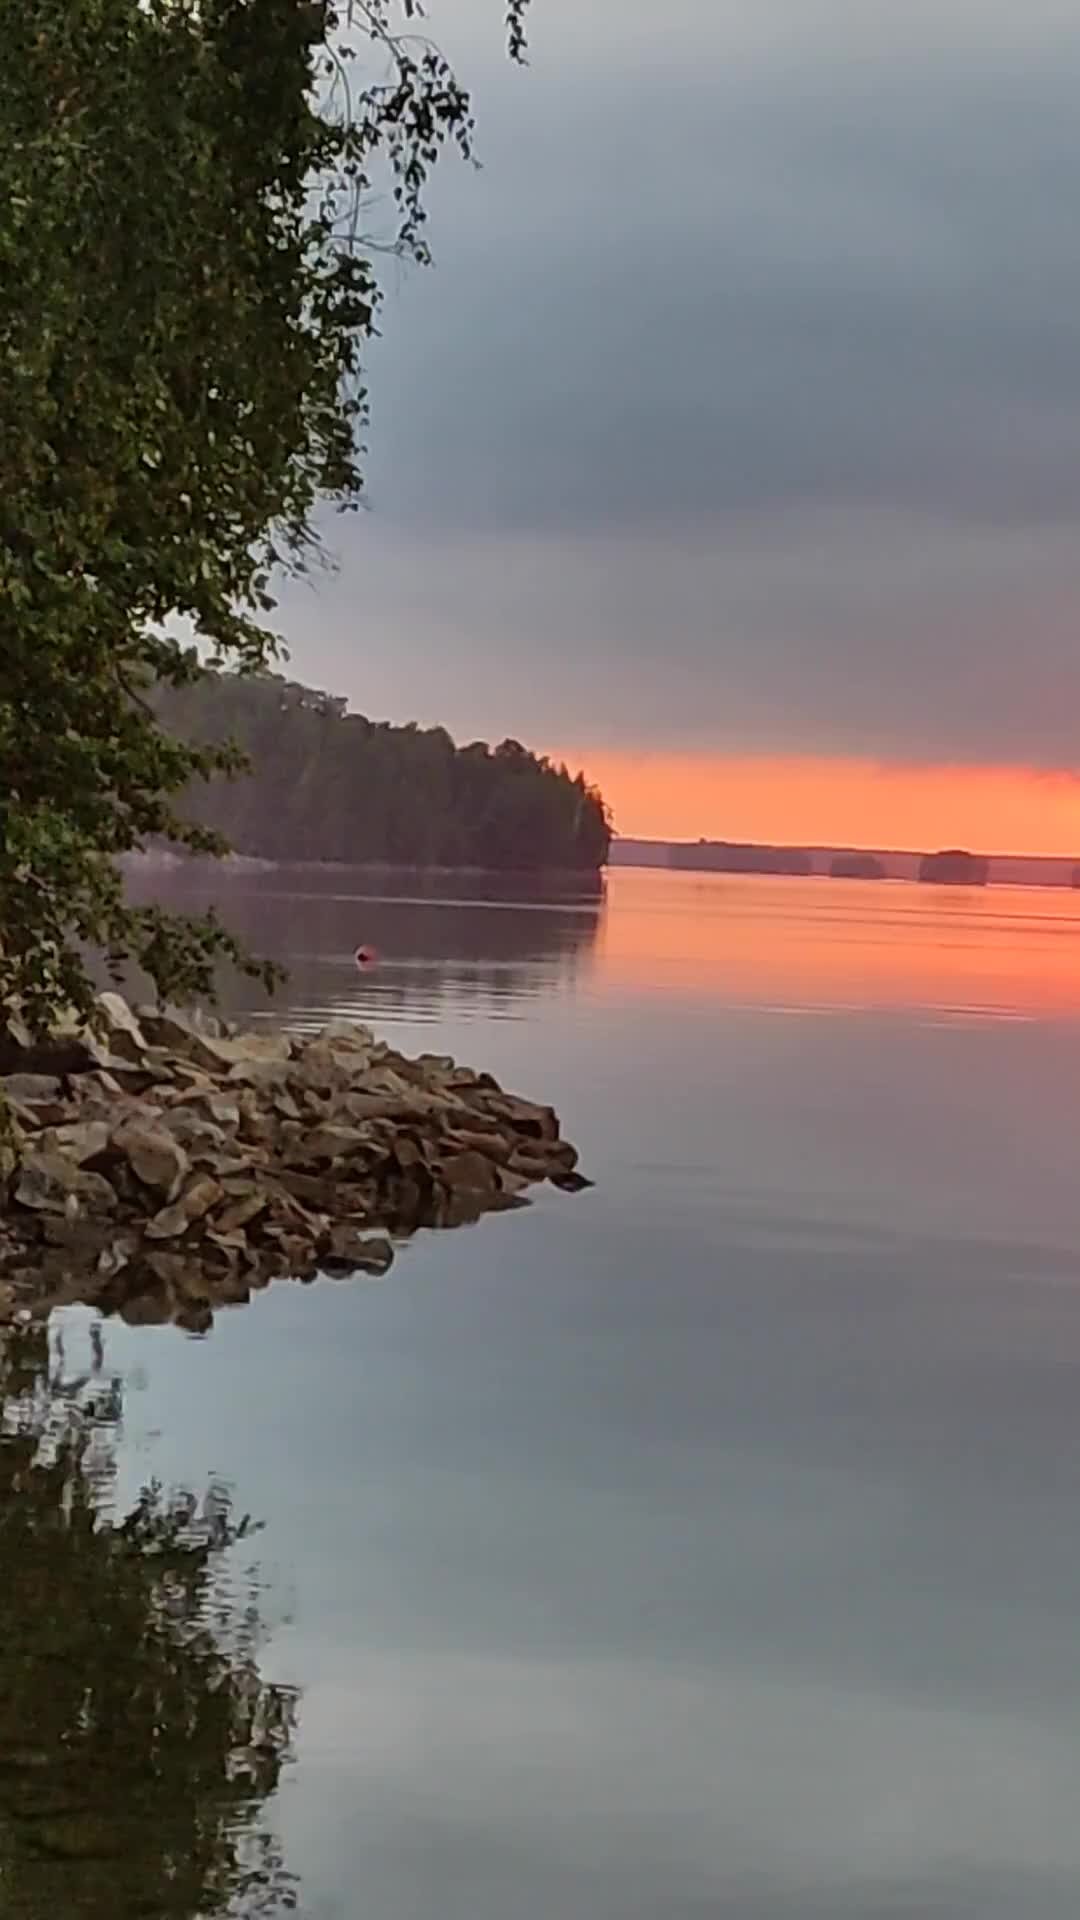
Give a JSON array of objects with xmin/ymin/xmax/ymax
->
[{"xmin": 154, "ymin": 672, "xmax": 611, "ymax": 873}]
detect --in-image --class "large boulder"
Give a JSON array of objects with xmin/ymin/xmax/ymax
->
[{"xmin": 112, "ymin": 1117, "xmax": 190, "ymax": 1201}]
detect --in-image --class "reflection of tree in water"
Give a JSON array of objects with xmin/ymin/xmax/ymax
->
[
  {"xmin": 0, "ymin": 1322, "xmax": 297, "ymax": 1918},
  {"xmin": 120, "ymin": 865, "xmax": 604, "ymax": 1020}
]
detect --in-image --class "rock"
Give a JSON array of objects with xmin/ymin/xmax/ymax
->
[
  {"xmin": 382, "ymin": 1174, "xmax": 425, "ymax": 1223},
  {"xmin": 551, "ymin": 1169, "xmax": 594, "ymax": 1193},
  {"xmin": 507, "ymin": 1149, "xmax": 559, "ymax": 1182},
  {"xmin": 138, "ymin": 1005, "xmax": 222, "ymax": 1054},
  {"xmin": 120, "ymin": 1286, "xmax": 172, "ymax": 1327},
  {"xmin": 322, "ymin": 1227, "xmax": 395, "ymax": 1276},
  {"xmin": 0, "ymin": 1033, "xmax": 97, "ymax": 1076},
  {"xmin": 159, "ymin": 1108, "xmax": 228, "ymax": 1154},
  {"xmin": 232, "ymin": 1090, "xmax": 279, "ymax": 1148},
  {"xmin": 93, "ymin": 991, "xmax": 149, "ymax": 1061},
  {"xmin": 446, "ymin": 1065, "xmax": 491, "ymax": 1091},
  {"xmin": 357, "ymin": 1065, "xmax": 422, "ymax": 1099},
  {"xmin": 275, "ymin": 1170, "xmax": 343, "ymax": 1212},
  {"xmin": 0, "ymin": 1072, "xmax": 64, "ymax": 1104},
  {"xmin": 8, "ymin": 1099, "xmax": 69, "ymax": 1132},
  {"xmin": 39, "ymin": 1120, "xmax": 111, "ymax": 1166},
  {"xmin": 490, "ymin": 1094, "xmax": 559, "ymax": 1142},
  {"xmin": 0, "ymin": 1004, "xmax": 34, "ymax": 1052},
  {"xmin": 201, "ymin": 1149, "xmax": 266, "ymax": 1181},
  {"xmin": 286, "ymin": 1123, "xmax": 374, "ymax": 1168},
  {"xmin": 167, "ymin": 1061, "xmax": 218, "ymax": 1092},
  {"xmin": 168, "ymin": 1258, "xmax": 213, "ymax": 1303},
  {"xmin": 200, "ymin": 1029, "xmax": 293, "ymax": 1071},
  {"xmin": 143, "ymin": 1202, "xmax": 193, "ymax": 1241},
  {"xmin": 113, "ymin": 1118, "xmax": 189, "ymax": 1200},
  {"xmin": 496, "ymin": 1167, "xmax": 532, "ymax": 1198},
  {"xmin": 14, "ymin": 1152, "xmax": 78, "ymax": 1212},
  {"xmin": 430, "ymin": 1185, "xmax": 486, "ymax": 1229},
  {"xmin": 15, "ymin": 1153, "xmax": 117, "ymax": 1219},
  {"xmin": 436, "ymin": 1150, "xmax": 499, "ymax": 1195},
  {"xmin": 226, "ymin": 1058, "xmax": 293, "ymax": 1092},
  {"xmin": 145, "ymin": 1174, "xmax": 224, "ymax": 1240},
  {"xmin": 40, "ymin": 1215, "xmax": 111, "ymax": 1254},
  {"xmin": 507, "ymin": 1136, "xmax": 577, "ymax": 1177},
  {"xmin": 175, "ymin": 1301, "xmax": 214, "ymax": 1335},
  {"xmin": 71, "ymin": 1068, "xmax": 125, "ymax": 1100},
  {"xmin": 140, "ymin": 1006, "xmax": 291, "ymax": 1074},
  {"xmin": 205, "ymin": 1225, "xmax": 249, "ymax": 1257},
  {"xmin": 213, "ymin": 1188, "xmax": 269, "ymax": 1234},
  {"xmin": 262, "ymin": 1229, "xmax": 316, "ymax": 1273},
  {"xmin": 331, "ymin": 1091, "xmax": 423, "ymax": 1126},
  {"xmin": 441, "ymin": 1126, "xmax": 513, "ymax": 1165},
  {"xmin": 287, "ymin": 1046, "xmax": 357, "ymax": 1096},
  {"xmin": 211, "ymin": 1268, "xmax": 252, "ymax": 1306},
  {"xmin": 313, "ymin": 1018, "xmax": 376, "ymax": 1051},
  {"xmin": 169, "ymin": 1086, "xmax": 242, "ymax": 1125},
  {"xmin": 389, "ymin": 1133, "xmax": 432, "ymax": 1173},
  {"xmin": 0, "ymin": 1135, "xmax": 19, "ymax": 1185},
  {"xmin": 72, "ymin": 1170, "xmax": 119, "ymax": 1216},
  {"xmin": 98, "ymin": 1234, "xmax": 139, "ymax": 1279}
]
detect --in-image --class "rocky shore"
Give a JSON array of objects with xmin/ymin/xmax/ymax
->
[{"xmin": 0, "ymin": 994, "xmax": 588, "ymax": 1332}]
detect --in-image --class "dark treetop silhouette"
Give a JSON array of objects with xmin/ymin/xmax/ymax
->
[{"xmin": 155, "ymin": 671, "xmax": 612, "ymax": 873}]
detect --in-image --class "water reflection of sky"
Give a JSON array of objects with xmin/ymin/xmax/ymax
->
[
  {"xmin": 127, "ymin": 862, "xmax": 1080, "ymax": 1028},
  {"xmin": 41, "ymin": 866, "xmax": 1080, "ymax": 1917}
]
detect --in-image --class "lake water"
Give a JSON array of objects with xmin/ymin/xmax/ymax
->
[{"xmin": 9, "ymin": 867, "xmax": 1080, "ymax": 1916}]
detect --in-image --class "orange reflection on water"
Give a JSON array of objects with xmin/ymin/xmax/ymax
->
[{"xmin": 597, "ymin": 870, "xmax": 1080, "ymax": 1019}]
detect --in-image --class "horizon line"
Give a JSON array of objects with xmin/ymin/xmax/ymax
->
[{"xmin": 612, "ymin": 834, "xmax": 1080, "ymax": 866}]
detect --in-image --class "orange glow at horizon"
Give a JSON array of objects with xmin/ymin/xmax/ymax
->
[{"xmin": 552, "ymin": 750, "xmax": 1080, "ymax": 860}]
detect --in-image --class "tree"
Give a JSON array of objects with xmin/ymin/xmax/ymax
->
[
  {"xmin": 154, "ymin": 669, "xmax": 613, "ymax": 871},
  {"xmin": 0, "ymin": 0, "xmax": 530, "ymax": 1036}
]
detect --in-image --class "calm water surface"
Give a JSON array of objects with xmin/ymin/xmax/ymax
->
[{"xmin": 9, "ymin": 869, "xmax": 1080, "ymax": 1916}]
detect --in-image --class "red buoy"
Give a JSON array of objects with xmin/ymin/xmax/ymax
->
[{"xmin": 354, "ymin": 944, "xmax": 378, "ymax": 970}]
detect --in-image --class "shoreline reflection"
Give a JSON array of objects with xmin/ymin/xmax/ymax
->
[{"xmin": 0, "ymin": 1320, "xmax": 296, "ymax": 1919}]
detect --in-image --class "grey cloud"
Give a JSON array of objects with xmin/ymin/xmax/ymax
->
[
  {"xmin": 277, "ymin": 512, "xmax": 1080, "ymax": 763},
  {"xmin": 282, "ymin": 2, "xmax": 1080, "ymax": 765},
  {"xmin": 364, "ymin": 29, "xmax": 1080, "ymax": 532}
]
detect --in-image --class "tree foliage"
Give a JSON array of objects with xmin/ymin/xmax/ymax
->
[
  {"xmin": 0, "ymin": 0, "xmax": 530, "ymax": 1034},
  {"xmin": 156, "ymin": 671, "xmax": 612, "ymax": 871}
]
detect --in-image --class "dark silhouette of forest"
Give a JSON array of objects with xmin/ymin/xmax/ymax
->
[{"xmin": 155, "ymin": 673, "xmax": 611, "ymax": 873}]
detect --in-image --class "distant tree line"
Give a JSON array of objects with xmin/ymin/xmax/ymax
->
[
  {"xmin": 668, "ymin": 840, "xmax": 812, "ymax": 876},
  {"xmin": 154, "ymin": 672, "xmax": 612, "ymax": 873}
]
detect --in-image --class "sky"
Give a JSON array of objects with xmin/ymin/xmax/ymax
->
[{"xmin": 277, "ymin": 0, "xmax": 1080, "ymax": 853}]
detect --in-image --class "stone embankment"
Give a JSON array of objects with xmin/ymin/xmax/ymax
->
[{"xmin": 0, "ymin": 995, "xmax": 588, "ymax": 1331}]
